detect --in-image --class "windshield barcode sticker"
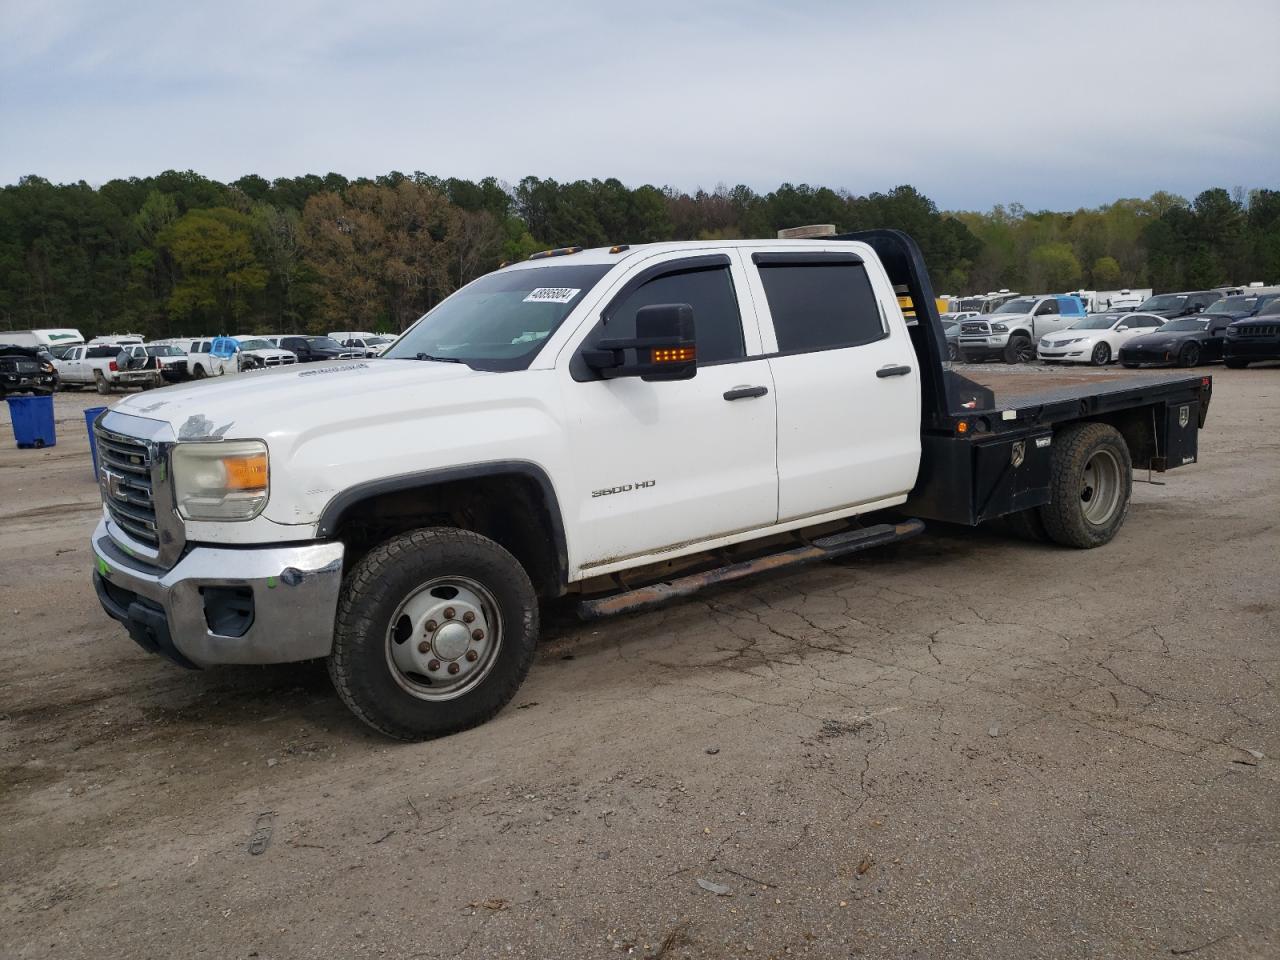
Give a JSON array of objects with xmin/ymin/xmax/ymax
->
[{"xmin": 523, "ymin": 287, "xmax": 580, "ymax": 304}]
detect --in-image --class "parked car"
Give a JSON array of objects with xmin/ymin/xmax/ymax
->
[
  {"xmin": 233, "ymin": 336, "xmax": 298, "ymax": 369},
  {"xmin": 1224, "ymin": 299, "xmax": 1280, "ymax": 368},
  {"xmin": 1131, "ymin": 290, "xmax": 1221, "ymax": 320},
  {"xmin": 54, "ymin": 343, "xmax": 162, "ymax": 393},
  {"xmin": 941, "ymin": 320, "xmax": 961, "ymax": 361},
  {"xmin": 1201, "ymin": 292, "xmax": 1280, "ymax": 322},
  {"xmin": 329, "ymin": 331, "xmax": 397, "ymax": 357},
  {"xmin": 1118, "ymin": 315, "xmax": 1234, "ymax": 368},
  {"xmin": 274, "ymin": 335, "xmax": 363, "ymax": 362},
  {"xmin": 0, "ymin": 343, "xmax": 59, "ymax": 396},
  {"xmin": 1037, "ymin": 312, "xmax": 1166, "ymax": 365},
  {"xmin": 88, "ymin": 232, "xmax": 1212, "ymax": 740},
  {"xmin": 958, "ymin": 294, "xmax": 1088, "ymax": 363},
  {"xmin": 185, "ymin": 337, "xmax": 242, "ymax": 378}
]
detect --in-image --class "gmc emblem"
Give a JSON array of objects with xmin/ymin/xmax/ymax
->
[{"xmin": 100, "ymin": 467, "xmax": 125, "ymax": 501}]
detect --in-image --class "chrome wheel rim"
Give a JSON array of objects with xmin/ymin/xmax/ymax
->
[
  {"xmin": 1080, "ymin": 448, "xmax": 1122, "ymax": 525},
  {"xmin": 1093, "ymin": 344, "xmax": 1108, "ymax": 364},
  {"xmin": 385, "ymin": 576, "xmax": 503, "ymax": 701}
]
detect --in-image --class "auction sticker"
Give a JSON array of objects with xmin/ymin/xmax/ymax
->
[{"xmin": 523, "ymin": 287, "xmax": 580, "ymax": 304}]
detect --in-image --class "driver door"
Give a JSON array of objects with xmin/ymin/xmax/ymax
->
[{"xmin": 559, "ymin": 252, "xmax": 778, "ymax": 574}]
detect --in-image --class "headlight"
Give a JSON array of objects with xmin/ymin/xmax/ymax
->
[
  {"xmin": 1039, "ymin": 339, "xmax": 1050, "ymax": 347},
  {"xmin": 990, "ymin": 323, "xmax": 1008, "ymax": 333},
  {"xmin": 171, "ymin": 440, "xmax": 269, "ymax": 520}
]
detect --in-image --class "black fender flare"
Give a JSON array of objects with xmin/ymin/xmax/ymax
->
[{"xmin": 315, "ymin": 460, "xmax": 570, "ymax": 591}]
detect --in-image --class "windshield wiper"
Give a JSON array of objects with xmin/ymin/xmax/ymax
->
[{"xmin": 415, "ymin": 353, "xmax": 467, "ymax": 364}]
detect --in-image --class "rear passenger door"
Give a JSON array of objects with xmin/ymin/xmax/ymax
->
[
  {"xmin": 745, "ymin": 248, "xmax": 921, "ymax": 523},
  {"xmin": 561, "ymin": 252, "xmax": 778, "ymax": 571}
]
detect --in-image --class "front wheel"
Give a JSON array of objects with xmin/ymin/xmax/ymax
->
[
  {"xmin": 1003, "ymin": 335, "xmax": 1035, "ymax": 364},
  {"xmin": 947, "ymin": 341, "xmax": 959, "ymax": 362},
  {"xmin": 1178, "ymin": 343, "xmax": 1201, "ymax": 367},
  {"xmin": 1090, "ymin": 342, "xmax": 1111, "ymax": 366},
  {"xmin": 328, "ymin": 527, "xmax": 539, "ymax": 740},
  {"xmin": 1038, "ymin": 422, "xmax": 1132, "ymax": 548}
]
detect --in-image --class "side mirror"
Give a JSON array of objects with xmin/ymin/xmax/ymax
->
[
  {"xmin": 1116, "ymin": 325, "xmax": 1129, "ymax": 331},
  {"xmin": 583, "ymin": 303, "xmax": 697, "ymax": 382}
]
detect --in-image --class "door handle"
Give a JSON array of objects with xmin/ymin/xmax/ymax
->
[
  {"xmin": 723, "ymin": 385, "xmax": 769, "ymax": 401},
  {"xmin": 876, "ymin": 364, "xmax": 912, "ymax": 378}
]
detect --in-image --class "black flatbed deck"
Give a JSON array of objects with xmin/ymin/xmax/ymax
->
[{"xmin": 956, "ymin": 365, "xmax": 1207, "ymax": 418}]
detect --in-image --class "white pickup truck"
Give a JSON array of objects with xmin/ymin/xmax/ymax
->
[
  {"xmin": 56, "ymin": 343, "xmax": 163, "ymax": 393},
  {"xmin": 90, "ymin": 232, "xmax": 1213, "ymax": 739}
]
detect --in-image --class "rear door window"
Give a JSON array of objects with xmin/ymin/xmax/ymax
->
[{"xmin": 754, "ymin": 257, "xmax": 885, "ymax": 353}]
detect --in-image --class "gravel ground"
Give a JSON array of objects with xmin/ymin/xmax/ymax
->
[{"xmin": 1, "ymin": 371, "xmax": 1277, "ymax": 960}]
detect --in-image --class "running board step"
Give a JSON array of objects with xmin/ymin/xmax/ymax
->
[{"xmin": 577, "ymin": 519, "xmax": 925, "ymax": 620}]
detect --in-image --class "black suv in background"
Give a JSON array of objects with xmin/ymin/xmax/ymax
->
[
  {"xmin": 1224, "ymin": 299, "xmax": 1280, "ymax": 368},
  {"xmin": 275, "ymin": 336, "xmax": 363, "ymax": 363},
  {"xmin": 1133, "ymin": 290, "xmax": 1222, "ymax": 319}
]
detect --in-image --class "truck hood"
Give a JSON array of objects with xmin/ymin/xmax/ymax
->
[{"xmin": 113, "ymin": 359, "xmax": 483, "ymax": 439}]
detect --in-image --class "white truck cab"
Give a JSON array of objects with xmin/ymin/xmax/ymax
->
[{"xmin": 89, "ymin": 235, "xmax": 1212, "ymax": 740}]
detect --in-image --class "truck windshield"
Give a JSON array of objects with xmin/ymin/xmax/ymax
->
[
  {"xmin": 993, "ymin": 298, "xmax": 1038, "ymax": 314},
  {"xmin": 385, "ymin": 264, "xmax": 613, "ymax": 370},
  {"xmin": 1137, "ymin": 294, "xmax": 1188, "ymax": 311},
  {"xmin": 1204, "ymin": 297, "xmax": 1256, "ymax": 315}
]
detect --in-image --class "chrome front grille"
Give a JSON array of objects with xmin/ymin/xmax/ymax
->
[
  {"xmin": 961, "ymin": 321, "xmax": 991, "ymax": 335},
  {"xmin": 95, "ymin": 426, "xmax": 159, "ymax": 546}
]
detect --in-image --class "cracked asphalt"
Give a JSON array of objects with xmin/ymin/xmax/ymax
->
[{"xmin": 2, "ymin": 374, "xmax": 1277, "ymax": 960}]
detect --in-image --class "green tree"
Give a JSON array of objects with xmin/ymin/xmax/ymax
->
[
  {"xmin": 1091, "ymin": 256, "xmax": 1122, "ymax": 288},
  {"xmin": 160, "ymin": 207, "xmax": 268, "ymax": 332},
  {"xmin": 1029, "ymin": 242, "xmax": 1082, "ymax": 291}
]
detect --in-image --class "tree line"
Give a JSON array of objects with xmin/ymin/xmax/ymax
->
[{"xmin": 1, "ymin": 170, "xmax": 1276, "ymax": 339}]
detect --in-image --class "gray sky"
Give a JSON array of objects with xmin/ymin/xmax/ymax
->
[{"xmin": 3, "ymin": 0, "xmax": 1278, "ymax": 210}]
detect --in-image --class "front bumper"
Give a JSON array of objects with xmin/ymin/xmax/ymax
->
[
  {"xmin": 2, "ymin": 371, "xmax": 57, "ymax": 392},
  {"xmin": 1118, "ymin": 348, "xmax": 1175, "ymax": 366},
  {"xmin": 1224, "ymin": 338, "xmax": 1280, "ymax": 361},
  {"xmin": 1037, "ymin": 347, "xmax": 1087, "ymax": 361},
  {"xmin": 959, "ymin": 335, "xmax": 1010, "ymax": 359},
  {"xmin": 91, "ymin": 518, "xmax": 344, "ymax": 667}
]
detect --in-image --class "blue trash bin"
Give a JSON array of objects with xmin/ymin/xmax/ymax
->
[
  {"xmin": 85, "ymin": 405, "xmax": 108, "ymax": 476},
  {"xmin": 6, "ymin": 394, "xmax": 57, "ymax": 449}
]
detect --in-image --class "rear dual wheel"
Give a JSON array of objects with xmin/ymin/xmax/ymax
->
[{"xmin": 1039, "ymin": 423, "xmax": 1132, "ymax": 548}]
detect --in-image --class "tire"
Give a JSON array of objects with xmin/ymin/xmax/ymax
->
[
  {"xmin": 94, "ymin": 373, "xmax": 111, "ymax": 395},
  {"xmin": 328, "ymin": 527, "xmax": 539, "ymax": 740},
  {"xmin": 193, "ymin": 365, "xmax": 207, "ymax": 379},
  {"xmin": 1037, "ymin": 423, "xmax": 1132, "ymax": 548},
  {"xmin": 947, "ymin": 341, "xmax": 959, "ymax": 362},
  {"xmin": 1006, "ymin": 507, "xmax": 1050, "ymax": 543},
  {"xmin": 1121, "ymin": 362, "xmax": 1139, "ymax": 369},
  {"xmin": 1003, "ymin": 334, "xmax": 1035, "ymax": 364},
  {"xmin": 1224, "ymin": 358, "xmax": 1249, "ymax": 369},
  {"xmin": 1090, "ymin": 342, "xmax": 1111, "ymax": 366},
  {"xmin": 1178, "ymin": 343, "xmax": 1201, "ymax": 368}
]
